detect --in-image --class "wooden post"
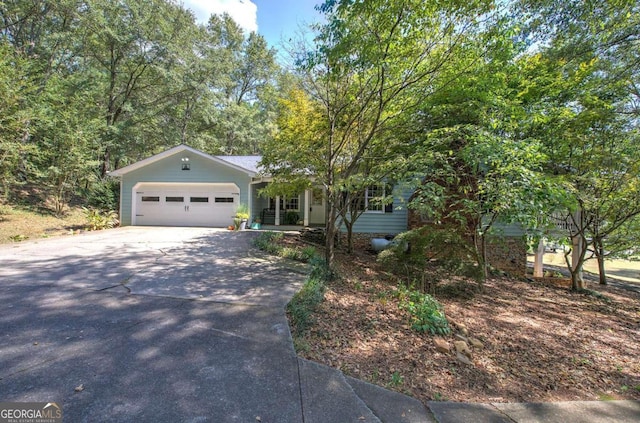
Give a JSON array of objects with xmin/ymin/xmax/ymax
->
[{"xmin": 303, "ymin": 189, "xmax": 310, "ymax": 227}]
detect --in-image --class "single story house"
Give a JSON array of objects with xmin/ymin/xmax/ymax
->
[
  {"xmin": 110, "ymin": 144, "xmax": 528, "ymax": 275},
  {"xmin": 108, "ymin": 144, "xmax": 409, "ymax": 234}
]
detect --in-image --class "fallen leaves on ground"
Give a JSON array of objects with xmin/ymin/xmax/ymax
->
[{"xmin": 285, "ymin": 237, "xmax": 640, "ymax": 403}]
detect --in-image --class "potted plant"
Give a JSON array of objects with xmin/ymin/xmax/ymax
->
[{"xmin": 234, "ymin": 203, "xmax": 249, "ymax": 230}]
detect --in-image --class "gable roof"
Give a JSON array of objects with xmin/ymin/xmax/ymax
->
[{"xmin": 108, "ymin": 145, "xmax": 260, "ymax": 177}]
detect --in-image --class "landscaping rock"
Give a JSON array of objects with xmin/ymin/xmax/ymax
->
[
  {"xmin": 469, "ymin": 337, "xmax": 484, "ymax": 349},
  {"xmin": 456, "ymin": 352, "xmax": 473, "ymax": 366},
  {"xmin": 454, "ymin": 341, "xmax": 472, "ymax": 358},
  {"xmin": 455, "ymin": 334, "xmax": 468, "ymax": 343},
  {"xmin": 434, "ymin": 338, "xmax": 450, "ymax": 354},
  {"xmin": 452, "ymin": 321, "xmax": 469, "ymax": 336}
]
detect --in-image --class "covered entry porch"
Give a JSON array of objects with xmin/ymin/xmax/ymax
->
[{"xmin": 249, "ymin": 179, "xmax": 325, "ymax": 228}]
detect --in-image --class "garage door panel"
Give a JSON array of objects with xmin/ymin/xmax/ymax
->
[{"xmin": 134, "ymin": 184, "xmax": 239, "ymax": 227}]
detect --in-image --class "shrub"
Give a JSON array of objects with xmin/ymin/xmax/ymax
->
[
  {"xmin": 83, "ymin": 207, "xmax": 119, "ymax": 231},
  {"xmin": 253, "ymin": 231, "xmax": 283, "ymax": 253},
  {"xmin": 284, "ymin": 211, "xmax": 299, "ymax": 225},
  {"xmin": 397, "ymin": 286, "xmax": 451, "ymax": 335},
  {"xmin": 287, "ymin": 259, "xmax": 328, "ymax": 335},
  {"xmin": 87, "ymin": 179, "xmax": 120, "ymax": 211},
  {"xmin": 378, "ymin": 226, "xmax": 482, "ymax": 292},
  {"xmin": 253, "ymin": 231, "xmax": 328, "ymax": 334},
  {"xmin": 253, "ymin": 232, "xmax": 318, "ymax": 263},
  {"xmin": 300, "ymin": 246, "xmax": 317, "ymax": 262},
  {"xmin": 235, "ymin": 203, "xmax": 249, "ymax": 220}
]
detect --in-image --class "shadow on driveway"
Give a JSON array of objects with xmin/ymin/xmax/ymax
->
[{"xmin": 0, "ymin": 228, "xmax": 307, "ymax": 422}]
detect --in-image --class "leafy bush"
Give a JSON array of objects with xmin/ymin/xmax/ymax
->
[
  {"xmin": 287, "ymin": 259, "xmax": 328, "ymax": 335},
  {"xmin": 235, "ymin": 203, "xmax": 249, "ymax": 220},
  {"xmin": 253, "ymin": 231, "xmax": 318, "ymax": 263},
  {"xmin": 87, "ymin": 179, "xmax": 120, "ymax": 211},
  {"xmin": 253, "ymin": 231, "xmax": 328, "ymax": 335},
  {"xmin": 284, "ymin": 211, "xmax": 299, "ymax": 225},
  {"xmin": 253, "ymin": 231, "xmax": 284, "ymax": 254},
  {"xmin": 378, "ymin": 226, "xmax": 481, "ymax": 292},
  {"xmin": 397, "ymin": 286, "xmax": 451, "ymax": 335},
  {"xmin": 300, "ymin": 246, "xmax": 317, "ymax": 262},
  {"xmin": 83, "ymin": 207, "xmax": 119, "ymax": 231}
]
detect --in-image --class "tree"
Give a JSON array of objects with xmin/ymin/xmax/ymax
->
[
  {"xmin": 262, "ymin": 0, "xmax": 495, "ymax": 268},
  {"xmin": 0, "ymin": 40, "xmax": 33, "ymax": 198},
  {"xmin": 80, "ymin": 0, "xmax": 196, "ymax": 176},
  {"xmin": 379, "ymin": 11, "xmax": 563, "ymax": 283},
  {"xmin": 31, "ymin": 74, "xmax": 101, "ymax": 214},
  {"xmin": 515, "ymin": 0, "xmax": 640, "ymax": 289}
]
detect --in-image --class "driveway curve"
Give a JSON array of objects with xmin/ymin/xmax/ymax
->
[{"xmin": 0, "ymin": 227, "xmax": 306, "ymax": 422}]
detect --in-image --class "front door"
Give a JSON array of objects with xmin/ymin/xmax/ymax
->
[{"xmin": 309, "ymin": 188, "xmax": 325, "ymax": 225}]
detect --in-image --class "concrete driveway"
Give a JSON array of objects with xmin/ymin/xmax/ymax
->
[{"xmin": 0, "ymin": 228, "xmax": 307, "ymax": 422}]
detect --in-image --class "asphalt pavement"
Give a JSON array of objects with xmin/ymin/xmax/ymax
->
[{"xmin": 0, "ymin": 227, "xmax": 638, "ymax": 422}]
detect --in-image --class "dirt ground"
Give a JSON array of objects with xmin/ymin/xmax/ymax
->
[
  {"xmin": 284, "ymin": 235, "xmax": 640, "ymax": 403},
  {"xmin": 0, "ymin": 204, "xmax": 86, "ymax": 244}
]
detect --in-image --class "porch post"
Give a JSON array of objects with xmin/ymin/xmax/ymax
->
[
  {"xmin": 304, "ymin": 189, "xmax": 310, "ymax": 226},
  {"xmin": 275, "ymin": 195, "xmax": 281, "ymax": 226},
  {"xmin": 248, "ymin": 183, "xmax": 253, "ymax": 224}
]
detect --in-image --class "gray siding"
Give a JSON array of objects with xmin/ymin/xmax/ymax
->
[
  {"xmin": 346, "ymin": 187, "xmax": 411, "ymax": 235},
  {"xmin": 119, "ymin": 152, "xmax": 251, "ymax": 226},
  {"xmin": 487, "ymin": 220, "xmax": 527, "ymax": 238}
]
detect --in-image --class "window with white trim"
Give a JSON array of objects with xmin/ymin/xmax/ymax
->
[
  {"xmin": 365, "ymin": 184, "xmax": 384, "ymax": 212},
  {"xmin": 269, "ymin": 196, "xmax": 300, "ymax": 211}
]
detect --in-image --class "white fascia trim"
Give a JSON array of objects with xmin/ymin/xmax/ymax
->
[{"xmin": 109, "ymin": 145, "xmax": 257, "ymax": 177}]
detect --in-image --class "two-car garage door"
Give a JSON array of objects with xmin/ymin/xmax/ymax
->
[{"xmin": 133, "ymin": 183, "xmax": 239, "ymax": 227}]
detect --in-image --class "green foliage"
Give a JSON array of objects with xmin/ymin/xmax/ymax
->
[
  {"xmin": 253, "ymin": 231, "xmax": 284, "ymax": 255},
  {"xmin": 0, "ymin": 0, "xmax": 280, "ymax": 202},
  {"xmin": 253, "ymin": 231, "xmax": 328, "ymax": 334},
  {"xmin": 252, "ymin": 231, "xmax": 318, "ymax": 263},
  {"xmin": 263, "ymin": 0, "xmax": 495, "ymax": 267},
  {"xmin": 287, "ymin": 259, "xmax": 328, "ymax": 335},
  {"xmin": 284, "ymin": 211, "xmax": 299, "ymax": 225},
  {"xmin": 389, "ymin": 371, "xmax": 404, "ymax": 388},
  {"xmin": 377, "ymin": 227, "xmax": 482, "ymax": 290},
  {"xmin": 235, "ymin": 203, "xmax": 249, "ymax": 220},
  {"xmin": 9, "ymin": 234, "xmax": 29, "ymax": 242},
  {"xmin": 82, "ymin": 207, "xmax": 119, "ymax": 231},
  {"xmin": 87, "ymin": 179, "xmax": 120, "ymax": 211},
  {"xmin": 396, "ymin": 286, "xmax": 451, "ymax": 336}
]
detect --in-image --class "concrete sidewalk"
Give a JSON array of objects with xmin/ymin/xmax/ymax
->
[{"xmin": 427, "ymin": 400, "xmax": 640, "ymax": 423}]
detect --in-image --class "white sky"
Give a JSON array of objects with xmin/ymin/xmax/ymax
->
[{"xmin": 181, "ymin": 0, "xmax": 258, "ymax": 33}]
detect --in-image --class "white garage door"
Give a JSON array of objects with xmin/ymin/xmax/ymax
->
[{"xmin": 133, "ymin": 183, "xmax": 239, "ymax": 227}]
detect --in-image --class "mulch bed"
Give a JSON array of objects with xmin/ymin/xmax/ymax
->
[{"xmin": 282, "ymin": 234, "xmax": 640, "ymax": 403}]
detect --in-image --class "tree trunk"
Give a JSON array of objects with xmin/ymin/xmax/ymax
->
[
  {"xmin": 594, "ymin": 237, "xmax": 607, "ymax": 285},
  {"xmin": 567, "ymin": 234, "xmax": 587, "ymax": 291},
  {"xmin": 571, "ymin": 271, "xmax": 586, "ymax": 290},
  {"xmin": 325, "ymin": 189, "xmax": 337, "ymax": 270},
  {"xmin": 345, "ymin": 220, "xmax": 354, "ymax": 254},
  {"xmin": 533, "ymin": 238, "xmax": 545, "ymax": 277},
  {"xmin": 100, "ymin": 146, "xmax": 111, "ymax": 178},
  {"xmin": 472, "ymin": 229, "xmax": 487, "ymax": 290}
]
